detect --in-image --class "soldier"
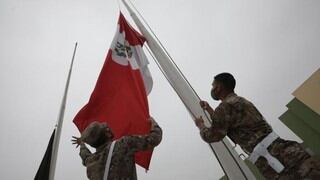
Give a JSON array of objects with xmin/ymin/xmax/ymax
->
[
  {"xmin": 195, "ymin": 72, "xmax": 320, "ymax": 179},
  {"xmin": 72, "ymin": 117, "xmax": 162, "ymax": 180}
]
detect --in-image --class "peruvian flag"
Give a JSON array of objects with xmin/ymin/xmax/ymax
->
[{"xmin": 73, "ymin": 13, "xmax": 153, "ymax": 170}]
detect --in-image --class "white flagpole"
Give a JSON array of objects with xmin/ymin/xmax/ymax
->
[
  {"xmin": 49, "ymin": 43, "xmax": 78, "ymax": 180},
  {"xmin": 121, "ymin": 1, "xmax": 256, "ymax": 179}
]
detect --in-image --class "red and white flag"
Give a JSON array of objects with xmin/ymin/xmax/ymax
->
[{"xmin": 73, "ymin": 13, "xmax": 153, "ymax": 170}]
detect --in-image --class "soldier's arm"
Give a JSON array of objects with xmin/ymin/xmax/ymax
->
[
  {"xmin": 122, "ymin": 116, "xmax": 162, "ymax": 153},
  {"xmin": 198, "ymin": 103, "xmax": 232, "ymax": 143},
  {"xmin": 79, "ymin": 144, "xmax": 92, "ymax": 166},
  {"xmin": 199, "ymin": 126, "xmax": 227, "ymax": 143},
  {"xmin": 200, "ymin": 100, "xmax": 215, "ymax": 118}
]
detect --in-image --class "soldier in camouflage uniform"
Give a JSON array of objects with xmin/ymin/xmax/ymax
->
[
  {"xmin": 72, "ymin": 117, "xmax": 162, "ymax": 180},
  {"xmin": 195, "ymin": 72, "xmax": 320, "ymax": 180}
]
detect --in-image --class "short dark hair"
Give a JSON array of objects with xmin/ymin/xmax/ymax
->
[{"xmin": 214, "ymin": 72, "xmax": 236, "ymax": 91}]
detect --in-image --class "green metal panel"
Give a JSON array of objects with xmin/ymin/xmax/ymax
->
[
  {"xmin": 280, "ymin": 110, "xmax": 320, "ymax": 155},
  {"xmin": 287, "ymin": 98, "xmax": 320, "ymax": 133}
]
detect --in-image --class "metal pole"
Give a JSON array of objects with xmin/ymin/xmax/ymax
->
[
  {"xmin": 121, "ymin": 1, "xmax": 256, "ymax": 179},
  {"xmin": 49, "ymin": 42, "xmax": 78, "ymax": 180}
]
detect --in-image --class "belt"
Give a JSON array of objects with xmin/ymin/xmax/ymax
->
[{"xmin": 248, "ymin": 132, "xmax": 284, "ymax": 173}]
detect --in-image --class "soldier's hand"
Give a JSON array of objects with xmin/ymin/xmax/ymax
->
[
  {"xmin": 149, "ymin": 116, "xmax": 155, "ymax": 122},
  {"xmin": 71, "ymin": 136, "xmax": 83, "ymax": 148},
  {"xmin": 148, "ymin": 116, "xmax": 159, "ymax": 130},
  {"xmin": 200, "ymin": 100, "xmax": 209, "ymax": 110},
  {"xmin": 200, "ymin": 100, "xmax": 214, "ymax": 115},
  {"xmin": 195, "ymin": 116, "xmax": 205, "ymax": 129}
]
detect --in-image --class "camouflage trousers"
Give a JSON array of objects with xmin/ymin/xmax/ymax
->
[{"xmin": 255, "ymin": 138, "xmax": 320, "ymax": 180}]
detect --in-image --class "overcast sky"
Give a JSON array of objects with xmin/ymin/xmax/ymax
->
[{"xmin": 1, "ymin": 0, "xmax": 320, "ymax": 179}]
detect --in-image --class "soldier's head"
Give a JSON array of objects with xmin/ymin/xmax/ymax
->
[
  {"xmin": 211, "ymin": 72, "xmax": 236, "ymax": 100},
  {"xmin": 81, "ymin": 121, "xmax": 114, "ymax": 148}
]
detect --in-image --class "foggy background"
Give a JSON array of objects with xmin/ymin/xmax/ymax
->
[{"xmin": 1, "ymin": 0, "xmax": 319, "ymax": 179}]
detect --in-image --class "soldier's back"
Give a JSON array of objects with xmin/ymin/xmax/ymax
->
[{"xmin": 223, "ymin": 93, "xmax": 273, "ymax": 153}]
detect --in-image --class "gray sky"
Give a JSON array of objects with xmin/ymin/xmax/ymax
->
[{"xmin": 1, "ymin": 0, "xmax": 320, "ymax": 179}]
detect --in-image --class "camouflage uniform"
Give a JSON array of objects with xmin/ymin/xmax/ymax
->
[
  {"xmin": 79, "ymin": 120, "xmax": 162, "ymax": 180},
  {"xmin": 199, "ymin": 93, "xmax": 320, "ymax": 179}
]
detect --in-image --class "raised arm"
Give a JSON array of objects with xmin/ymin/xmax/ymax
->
[
  {"xmin": 199, "ymin": 124, "xmax": 227, "ymax": 143},
  {"xmin": 196, "ymin": 102, "xmax": 233, "ymax": 143},
  {"xmin": 79, "ymin": 144, "xmax": 92, "ymax": 166},
  {"xmin": 200, "ymin": 100, "xmax": 215, "ymax": 118},
  {"xmin": 72, "ymin": 136, "xmax": 92, "ymax": 166},
  {"xmin": 121, "ymin": 116, "xmax": 162, "ymax": 153}
]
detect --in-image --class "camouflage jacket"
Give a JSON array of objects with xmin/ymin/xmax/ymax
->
[
  {"xmin": 199, "ymin": 93, "xmax": 273, "ymax": 154},
  {"xmin": 199, "ymin": 93, "xmax": 320, "ymax": 178},
  {"xmin": 79, "ymin": 121, "xmax": 162, "ymax": 180}
]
